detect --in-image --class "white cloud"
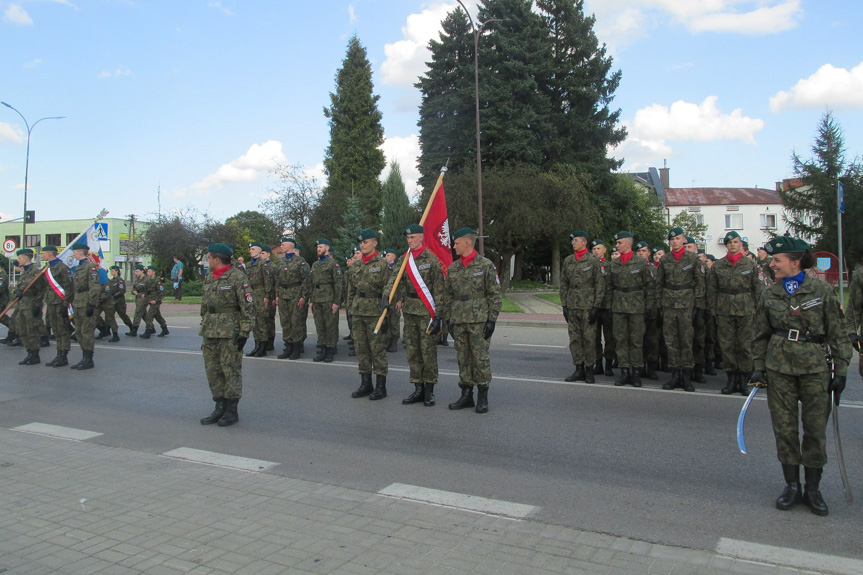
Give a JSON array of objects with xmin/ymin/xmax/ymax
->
[
  {"xmin": 208, "ymin": 2, "xmax": 233, "ymax": 16},
  {"xmin": 99, "ymin": 67, "xmax": 131, "ymax": 78},
  {"xmin": 348, "ymin": 4, "xmax": 356, "ymax": 23},
  {"xmin": 191, "ymin": 140, "xmax": 288, "ymax": 193},
  {"xmin": 23, "ymin": 58, "xmax": 42, "ymax": 68},
  {"xmin": 3, "ymin": 4, "xmax": 33, "ymax": 25},
  {"xmin": 688, "ymin": 0, "xmax": 801, "ymax": 34},
  {"xmin": 380, "ymin": 134, "xmax": 421, "ymax": 197},
  {"xmin": 770, "ymin": 62, "xmax": 863, "ymax": 113},
  {"xmin": 0, "ymin": 122, "xmax": 24, "ymax": 145}
]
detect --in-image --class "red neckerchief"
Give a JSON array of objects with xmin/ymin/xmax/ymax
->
[
  {"xmin": 619, "ymin": 251, "xmax": 633, "ymax": 265},
  {"xmin": 212, "ymin": 264, "xmax": 232, "ymax": 279},
  {"xmin": 461, "ymin": 249, "xmax": 478, "ymax": 268},
  {"xmin": 410, "ymin": 247, "xmax": 425, "ymax": 259},
  {"xmin": 574, "ymin": 248, "xmax": 588, "ymax": 262},
  {"xmin": 362, "ymin": 251, "xmax": 379, "ymax": 264},
  {"xmin": 672, "ymin": 247, "xmax": 685, "ymax": 262},
  {"xmin": 727, "ymin": 252, "xmax": 743, "ymax": 266}
]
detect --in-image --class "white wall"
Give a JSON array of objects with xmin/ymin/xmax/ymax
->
[{"xmin": 669, "ymin": 203, "xmax": 787, "ymax": 257}]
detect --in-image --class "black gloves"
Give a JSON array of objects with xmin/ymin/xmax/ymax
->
[
  {"xmin": 588, "ymin": 307, "xmax": 599, "ymax": 325},
  {"xmin": 32, "ymin": 306, "xmax": 41, "ymax": 318},
  {"xmin": 380, "ymin": 295, "xmax": 389, "ymax": 313},
  {"xmin": 85, "ymin": 304, "xmax": 95, "ymax": 317},
  {"xmin": 644, "ymin": 309, "xmax": 653, "ymax": 323},
  {"xmin": 829, "ymin": 375, "xmax": 846, "ymax": 405},
  {"xmin": 429, "ymin": 317, "xmax": 442, "ymax": 335},
  {"xmin": 235, "ymin": 335, "xmax": 248, "ymax": 352},
  {"xmin": 849, "ymin": 333, "xmax": 863, "ymax": 353},
  {"xmin": 562, "ymin": 306, "xmax": 569, "ymax": 322},
  {"xmin": 483, "ymin": 320, "xmax": 496, "ymax": 340},
  {"xmin": 750, "ymin": 369, "xmax": 768, "ymax": 387},
  {"xmin": 14, "ymin": 289, "xmax": 23, "ymax": 299},
  {"xmin": 380, "ymin": 315, "xmax": 389, "ymax": 334}
]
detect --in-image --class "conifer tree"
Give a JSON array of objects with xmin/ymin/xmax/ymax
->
[{"xmin": 380, "ymin": 162, "xmax": 417, "ymax": 253}]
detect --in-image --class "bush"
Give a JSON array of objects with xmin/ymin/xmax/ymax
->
[{"xmin": 181, "ymin": 280, "xmax": 204, "ymax": 296}]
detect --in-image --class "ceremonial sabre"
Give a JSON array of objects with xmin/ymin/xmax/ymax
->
[
  {"xmin": 832, "ymin": 390, "xmax": 853, "ymax": 503},
  {"xmin": 736, "ymin": 386, "xmax": 760, "ymax": 454}
]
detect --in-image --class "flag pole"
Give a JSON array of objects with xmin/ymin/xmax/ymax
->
[
  {"xmin": 838, "ymin": 181, "xmax": 845, "ymax": 308},
  {"xmin": 374, "ymin": 163, "xmax": 448, "ymax": 334}
]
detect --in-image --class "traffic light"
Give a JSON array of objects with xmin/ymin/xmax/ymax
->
[{"xmin": 24, "ymin": 211, "xmax": 35, "ymax": 224}]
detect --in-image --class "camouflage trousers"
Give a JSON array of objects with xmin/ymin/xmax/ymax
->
[
  {"xmin": 566, "ymin": 308, "xmax": 596, "ymax": 365},
  {"xmin": 18, "ymin": 298, "xmax": 45, "ymax": 352},
  {"xmin": 706, "ymin": 313, "xmax": 719, "ymax": 362},
  {"xmin": 692, "ymin": 311, "xmax": 706, "ymax": 365},
  {"xmin": 612, "ymin": 312, "xmax": 644, "ymax": 368},
  {"xmin": 404, "ymin": 312, "xmax": 438, "ymax": 384},
  {"xmin": 251, "ymin": 289, "xmax": 269, "ymax": 343},
  {"xmin": 453, "ymin": 323, "xmax": 491, "ymax": 388},
  {"xmin": 277, "ymin": 297, "xmax": 305, "ymax": 344},
  {"xmin": 46, "ymin": 303, "xmax": 72, "ymax": 352},
  {"xmin": 73, "ymin": 307, "xmax": 96, "ymax": 352},
  {"xmin": 352, "ymin": 314, "xmax": 388, "ymax": 376},
  {"xmin": 312, "ymin": 302, "xmax": 339, "ymax": 348},
  {"xmin": 663, "ymin": 307, "xmax": 695, "ymax": 369},
  {"xmin": 132, "ymin": 296, "xmax": 149, "ymax": 327},
  {"xmin": 766, "ymin": 369, "xmax": 831, "ymax": 467},
  {"xmin": 97, "ymin": 297, "xmax": 117, "ymax": 332},
  {"xmin": 594, "ymin": 308, "xmax": 616, "ymax": 362},
  {"xmin": 145, "ymin": 302, "xmax": 167, "ymax": 331},
  {"xmin": 113, "ymin": 299, "xmax": 133, "ymax": 329},
  {"xmin": 643, "ymin": 309, "xmax": 663, "ymax": 364},
  {"xmin": 0, "ymin": 298, "xmax": 10, "ymax": 328},
  {"xmin": 202, "ymin": 337, "xmax": 243, "ymax": 400},
  {"xmin": 716, "ymin": 314, "xmax": 753, "ymax": 373},
  {"xmin": 388, "ymin": 308, "xmax": 401, "ymax": 349},
  {"xmin": 301, "ymin": 303, "xmax": 309, "ymax": 342},
  {"xmin": 267, "ymin": 302, "xmax": 277, "ymax": 340}
]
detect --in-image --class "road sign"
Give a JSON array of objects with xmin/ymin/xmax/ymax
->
[{"xmin": 3, "ymin": 239, "xmax": 17, "ymax": 253}]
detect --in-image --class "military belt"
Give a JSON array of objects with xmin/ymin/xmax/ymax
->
[
  {"xmin": 315, "ymin": 282, "xmax": 334, "ymax": 288},
  {"xmin": 208, "ymin": 305, "xmax": 241, "ymax": 314},
  {"xmin": 773, "ymin": 329, "xmax": 825, "ymax": 343},
  {"xmin": 280, "ymin": 281, "xmax": 302, "ymax": 288},
  {"xmin": 663, "ymin": 284, "xmax": 691, "ymax": 290},
  {"xmin": 457, "ymin": 294, "xmax": 485, "ymax": 301},
  {"xmin": 614, "ymin": 286, "xmax": 642, "ymax": 293},
  {"xmin": 719, "ymin": 288, "xmax": 747, "ymax": 295},
  {"xmin": 357, "ymin": 291, "xmax": 381, "ymax": 298},
  {"xmin": 76, "ymin": 287, "xmax": 90, "ymax": 293}
]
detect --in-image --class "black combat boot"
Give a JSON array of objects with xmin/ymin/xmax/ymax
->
[
  {"xmin": 52, "ymin": 350, "xmax": 68, "ymax": 367},
  {"xmin": 662, "ymin": 370, "xmax": 681, "ymax": 390},
  {"xmin": 288, "ymin": 342, "xmax": 302, "ymax": 360},
  {"xmin": 593, "ymin": 358, "xmax": 604, "ymax": 376},
  {"xmin": 254, "ymin": 343, "xmax": 267, "ymax": 357},
  {"xmin": 313, "ymin": 345, "xmax": 327, "ymax": 362},
  {"xmin": 217, "ymin": 398, "xmax": 240, "ymax": 427},
  {"xmin": 736, "ymin": 372, "xmax": 750, "ymax": 396},
  {"xmin": 776, "ymin": 464, "xmax": 803, "ymax": 511},
  {"xmin": 585, "ymin": 364, "xmax": 596, "ymax": 383},
  {"xmin": 19, "ymin": 350, "xmax": 38, "ymax": 365},
  {"xmin": 681, "ymin": 369, "xmax": 695, "ymax": 392},
  {"xmin": 297, "ymin": 340, "xmax": 305, "ymax": 354},
  {"xmin": 138, "ymin": 328, "xmax": 152, "ymax": 339},
  {"xmin": 614, "ymin": 368, "xmax": 630, "ymax": 386},
  {"xmin": 714, "ymin": 354, "xmax": 723, "ymax": 370},
  {"xmin": 630, "ymin": 370, "xmax": 642, "ymax": 388},
  {"xmin": 95, "ymin": 327, "xmax": 109, "ymax": 340},
  {"xmin": 704, "ymin": 360, "xmax": 717, "ymax": 376},
  {"xmin": 265, "ymin": 338, "xmax": 275, "ymax": 351},
  {"xmin": 720, "ymin": 371, "xmax": 736, "ymax": 394},
  {"xmin": 200, "ymin": 398, "xmax": 227, "ymax": 425},
  {"xmin": 803, "ymin": 467, "xmax": 828, "ymax": 516},
  {"xmin": 109, "ymin": 330, "xmax": 120, "ymax": 342},
  {"xmin": 245, "ymin": 342, "xmax": 262, "ymax": 357},
  {"xmin": 277, "ymin": 342, "xmax": 294, "ymax": 359},
  {"xmin": 10, "ymin": 335, "xmax": 22, "ymax": 346},
  {"xmin": 0, "ymin": 330, "xmax": 15, "ymax": 345},
  {"xmin": 448, "ymin": 386, "xmax": 474, "ymax": 410},
  {"xmin": 439, "ymin": 330, "xmax": 449, "ymax": 346},
  {"xmin": 659, "ymin": 353, "xmax": 669, "ymax": 372},
  {"xmin": 126, "ymin": 326, "xmax": 138, "ymax": 337},
  {"xmin": 45, "ymin": 351, "xmax": 59, "ymax": 367},
  {"xmin": 75, "ymin": 350, "xmax": 94, "ymax": 370},
  {"xmin": 351, "ymin": 373, "xmax": 373, "ymax": 398},
  {"xmin": 475, "ymin": 386, "xmax": 489, "ymax": 414},
  {"xmin": 612, "ymin": 358, "xmax": 619, "ymax": 368},
  {"xmin": 369, "ymin": 374, "xmax": 387, "ymax": 400},
  {"xmin": 402, "ymin": 383, "xmax": 424, "ymax": 405},
  {"xmin": 604, "ymin": 360, "xmax": 614, "ymax": 377},
  {"xmin": 40, "ymin": 335, "xmax": 50, "ymax": 347},
  {"xmin": 424, "ymin": 383, "xmax": 436, "ymax": 406},
  {"xmin": 157, "ymin": 326, "xmax": 169, "ymax": 337},
  {"xmin": 27, "ymin": 350, "xmax": 41, "ymax": 365},
  {"xmin": 565, "ymin": 364, "xmax": 586, "ymax": 383},
  {"xmin": 638, "ymin": 363, "xmax": 648, "ymax": 378},
  {"xmin": 693, "ymin": 364, "xmax": 707, "ymax": 384},
  {"xmin": 646, "ymin": 361, "xmax": 659, "ymax": 380},
  {"xmin": 323, "ymin": 347, "xmax": 335, "ymax": 363}
]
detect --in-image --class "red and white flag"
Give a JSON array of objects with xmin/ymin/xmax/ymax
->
[
  {"xmin": 405, "ymin": 251, "xmax": 437, "ymax": 319},
  {"xmin": 422, "ymin": 184, "xmax": 453, "ymax": 276}
]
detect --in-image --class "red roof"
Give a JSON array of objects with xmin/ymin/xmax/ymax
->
[{"xmin": 665, "ymin": 187, "xmax": 781, "ymax": 207}]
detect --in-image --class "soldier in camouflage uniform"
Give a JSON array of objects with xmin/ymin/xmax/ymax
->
[
  {"xmin": 589, "ymin": 239, "xmax": 615, "ymax": 376},
  {"xmin": 636, "ymin": 241, "xmax": 661, "ymax": 381},
  {"xmin": 309, "ymin": 238, "xmax": 342, "ymax": 363},
  {"xmin": 140, "ymin": 266, "xmax": 168, "ymax": 339},
  {"xmin": 751, "ymin": 236, "xmax": 851, "ymax": 517},
  {"xmin": 41, "ymin": 246, "xmax": 74, "ymax": 367},
  {"xmin": 13, "ymin": 249, "xmax": 46, "ymax": 365},
  {"xmin": 683, "ymin": 237, "xmax": 709, "ymax": 383},
  {"xmin": 0, "ymin": 265, "xmax": 12, "ymax": 343},
  {"xmin": 383, "ymin": 249, "xmax": 402, "ymax": 353},
  {"xmin": 442, "ymin": 227, "xmax": 502, "ymax": 414},
  {"xmin": 69, "ymin": 242, "xmax": 101, "ymax": 370},
  {"xmin": 198, "ymin": 243, "xmax": 255, "ymax": 427},
  {"xmin": 294, "ymin": 243, "xmax": 311, "ymax": 355},
  {"xmin": 127, "ymin": 264, "xmax": 149, "ymax": 337},
  {"xmin": 707, "ymin": 231, "xmax": 764, "ymax": 395},
  {"xmin": 657, "ymin": 228, "xmax": 705, "ymax": 392},
  {"xmin": 384, "ymin": 224, "xmax": 445, "ymax": 406},
  {"xmin": 846, "ymin": 263, "xmax": 863, "ymax": 363},
  {"xmin": 274, "ymin": 237, "xmax": 311, "ymax": 360},
  {"xmin": 606, "ymin": 232, "xmax": 655, "ymax": 387},
  {"xmin": 344, "ymin": 247, "xmax": 361, "ymax": 357},
  {"xmin": 348, "ymin": 230, "xmax": 392, "ymax": 400},
  {"xmin": 651, "ymin": 246, "xmax": 669, "ymax": 372},
  {"xmin": 756, "ymin": 246, "xmax": 776, "ymax": 285},
  {"xmin": 259, "ymin": 246, "xmax": 277, "ymax": 352},
  {"xmin": 245, "ymin": 242, "xmax": 274, "ymax": 357},
  {"xmin": 560, "ymin": 231, "xmax": 604, "ymax": 383},
  {"xmin": 106, "ymin": 265, "xmax": 133, "ymax": 341}
]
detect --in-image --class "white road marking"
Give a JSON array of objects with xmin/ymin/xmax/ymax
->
[
  {"xmin": 716, "ymin": 538, "xmax": 863, "ymax": 575},
  {"xmin": 12, "ymin": 422, "xmax": 102, "ymax": 441},
  {"xmin": 510, "ymin": 343, "xmax": 567, "ymax": 349},
  {"xmin": 162, "ymin": 447, "xmax": 279, "ymax": 473},
  {"xmin": 378, "ymin": 482, "xmax": 539, "ymax": 519}
]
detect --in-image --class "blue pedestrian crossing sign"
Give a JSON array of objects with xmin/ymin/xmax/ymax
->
[
  {"xmin": 817, "ymin": 258, "xmax": 831, "ymax": 272},
  {"xmin": 94, "ymin": 222, "xmax": 108, "ymax": 240}
]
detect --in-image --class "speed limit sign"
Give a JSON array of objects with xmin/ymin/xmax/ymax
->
[{"xmin": 2, "ymin": 238, "xmax": 16, "ymax": 253}]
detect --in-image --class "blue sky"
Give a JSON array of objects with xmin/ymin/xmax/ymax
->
[{"xmin": 1, "ymin": 0, "xmax": 862, "ymax": 227}]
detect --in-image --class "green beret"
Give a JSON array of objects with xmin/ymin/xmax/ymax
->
[
  {"xmin": 249, "ymin": 242, "xmax": 263, "ymax": 249},
  {"xmin": 71, "ymin": 241, "xmax": 89, "ymax": 251},
  {"xmin": 589, "ymin": 239, "xmax": 605, "ymax": 248},
  {"xmin": 651, "ymin": 246, "xmax": 661, "ymax": 254},
  {"xmin": 16, "ymin": 248, "xmax": 34, "ymax": 257},
  {"xmin": 353, "ymin": 245, "xmax": 361, "ymax": 253},
  {"xmin": 208, "ymin": 242, "xmax": 233, "ymax": 257},
  {"xmin": 741, "ymin": 240, "xmax": 749, "ymax": 249},
  {"xmin": 294, "ymin": 244, "xmax": 302, "ymax": 252},
  {"xmin": 685, "ymin": 236, "xmax": 696, "ymax": 245},
  {"xmin": 261, "ymin": 245, "xmax": 271, "ymax": 253},
  {"xmin": 384, "ymin": 249, "xmax": 397, "ymax": 256},
  {"xmin": 569, "ymin": 230, "xmax": 590, "ymax": 241},
  {"xmin": 614, "ymin": 231, "xmax": 633, "ymax": 240},
  {"xmin": 280, "ymin": 237, "xmax": 296, "ymax": 245},
  {"xmin": 357, "ymin": 229, "xmax": 376, "ymax": 242},
  {"xmin": 634, "ymin": 241, "xmax": 649, "ymax": 250},
  {"xmin": 316, "ymin": 238, "xmax": 331, "ymax": 246},
  {"xmin": 707, "ymin": 254, "xmax": 716, "ymax": 261},
  {"xmin": 41, "ymin": 245, "xmax": 58, "ymax": 253},
  {"xmin": 404, "ymin": 224, "xmax": 423, "ymax": 235},
  {"xmin": 667, "ymin": 227, "xmax": 685, "ymax": 239},
  {"xmin": 764, "ymin": 236, "xmax": 810, "ymax": 255},
  {"xmin": 453, "ymin": 227, "xmax": 476, "ymax": 240},
  {"xmin": 697, "ymin": 248, "xmax": 705, "ymax": 254},
  {"xmin": 134, "ymin": 264, "xmax": 145, "ymax": 270},
  {"xmin": 723, "ymin": 231, "xmax": 741, "ymax": 244},
  {"xmin": 110, "ymin": 265, "xmax": 121, "ymax": 271},
  {"xmin": 147, "ymin": 265, "xmax": 157, "ymax": 271}
]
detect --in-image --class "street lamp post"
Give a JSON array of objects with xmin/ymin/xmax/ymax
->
[
  {"xmin": 455, "ymin": 0, "xmax": 502, "ymax": 257},
  {"xmin": 1, "ymin": 101, "xmax": 66, "ymax": 247}
]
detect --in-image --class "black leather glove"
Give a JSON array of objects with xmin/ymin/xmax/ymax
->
[
  {"xmin": 380, "ymin": 295, "xmax": 389, "ymax": 313},
  {"xmin": 380, "ymin": 316, "xmax": 389, "ymax": 334},
  {"xmin": 588, "ymin": 307, "xmax": 598, "ymax": 325},
  {"xmin": 750, "ymin": 369, "xmax": 768, "ymax": 388},
  {"xmin": 829, "ymin": 375, "xmax": 846, "ymax": 405},
  {"xmin": 14, "ymin": 289, "xmax": 23, "ymax": 299},
  {"xmin": 483, "ymin": 320, "xmax": 496, "ymax": 340},
  {"xmin": 32, "ymin": 306, "xmax": 41, "ymax": 318},
  {"xmin": 235, "ymin": 335, "xmax": 248, "ymax": 352},
  {"xmin": 448, "ymin": 322, "xmax": 455, "ymax": 340},
  {"xmin": 562, "ymin": 306, "xmax": 569, "ymax": 322},
  {"xmin": 644, "ymin": 309, "xmax": 653, "ymax": 323},
  {"xmin": 849, "ymin": 333, "xmax": 863, "ymax": 353},
  {"xmin": 85, "ymin": 304, "xmax": 95, "ymax": 317},
  {"xmin": 429, "ymin": 317, "xmax": 442, "ymax": 335}
]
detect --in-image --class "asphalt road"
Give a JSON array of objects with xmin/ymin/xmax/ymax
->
[{"xmin": 1, "ymin": 315, "xmax": 861, "ymax": 562}]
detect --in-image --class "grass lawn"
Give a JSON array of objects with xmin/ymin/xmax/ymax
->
[
  {"xmin": 535, "ymin": 293, "xmax": 561, "ymax": 306},
  {"xmin": 501, "ymin": 296, "xmax": 524, "ymax": 313}
]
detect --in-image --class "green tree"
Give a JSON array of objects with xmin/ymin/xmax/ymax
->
[
  {"xmin": 226, "ymin": 210, "xmax": 281, "ymax": 247},
  {"xmin": 670, "ymin": 210, "xmax": 708, "ymax": 240},
  {"xmin": 140, "ymin": 211, "xmax": 206, "ymax": 280},
  {"xmin": 379, "ymin": 162, "xmax": 417, "ymax": 253},
  {"xmin": 318, "ymin": 35, "xmax": 386, "ymax": 230},
  {"xmin": 333, "ymin": 195, "xmax": 365, "ymax": 263},
  {"xmin": 260, "ymin": 163, "xmax": 321, "ymax": 241},
  {"xmin": 598, "ymin": 174, "xmax": 666, "ymax": 247}
]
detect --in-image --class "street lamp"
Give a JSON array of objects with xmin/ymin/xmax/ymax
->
[
  {"xmin": 455, "ymin": 0, "xmax": 502, "ymax": 257},
  {"xmin": 1, "ymin": 101, "xmax": 66, "ymax": 247}
]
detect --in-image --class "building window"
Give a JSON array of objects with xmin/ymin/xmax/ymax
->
[
  {"xmin": 25, "ymin": 234, "xmax": 41, "ymax": 248},
  {"xmin": 725, "ymin": 214, "xmax": 743, "ymax": 230},
  {"xmin": 760, "ymin": 214, "xmax": 777, "ymax": 229},
  {"xmin": 66, "ymin": 233, "xmax": 78, "ymax": 245},
  {"xmin": 45, "ymin": 233, "xmax": 61, "ymax": 247},
  {"xmin": 694, "ymin": 214, "xmax": 705, "ymax": 226},
  {"xmin": 5, "ymin": 235, "xmax": 20, "ymax": 249}
]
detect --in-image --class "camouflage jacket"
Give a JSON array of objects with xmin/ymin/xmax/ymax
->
[
  {"xmin": 274, "ymin": 255, "xmax": 311, "ymax": 300},
  {"xmin": 847, "ymin": 265, "xmax": 863, "ymax": 333},
  {"xmin": 595, "ymin": 258, "xmax": 611, "ymax": 309},
  {"xmin": 246, "ymin": 257, "xmax": 273, "ymax": 296},
  {"xmin": 344, "ymin": 261, "xmax": 359, "ymax": 310},
  {"xmin": 144, "ymin": 277, "xmax": 165, "ymax": 304},
  {"xmin": 706, "ymin": 255, "xmax": 763, "ymax": 316},
  {"xmin": 131, "ymin": 275, "xmax": 149, "ymax": 300},
  {"xmin": 199, "ymin": 265, "xmax": 254, "ymax": 339},
  {"xmin": 0, "ymin": 268, "xmax": 8, "ymax": 305},
  {"xmin": 348, "ymin": 253, "xmax": 391, "ymax": 317},
  {"xmin": 756, "ymin": 256, "xmax": 775, "ymax": 285},
  {"xmin": 108, "ymin": 275, "xmax": 127, "ymax": 300},
  {"xmin": 752, "ymin": 276, "xmax": 852, "ymax": 377},
  {"xmin": 386, "ymin": 248, "xmax": 445, "ymax": 317},
  {"xmin": 559, "ymin": 252, "xmax": 604, "ymax": 310},
  {"xmin": 606, "ymin": 254, "xmax": 655, "ymax": 313},
  {"xmin": 71, "ymin": 258, "xmax": 101, "ymax": 308},
  {"xmin": 310, "ymin": 256, "xmax": 343, "ymax": 305},
  {"xmin": 17, "ymin": 263, "xmax": 46, "ymax": 311},
  {"xmin": 44, "ymin": 260, "xmax": 74, "ymax": 306},
  {"xmin": 442, "ymin": 253, "xmax": 502, "ymax": 324},
  {"xmin": 656, "ymin": 251, "xmax": 705, "ymax": 310}
]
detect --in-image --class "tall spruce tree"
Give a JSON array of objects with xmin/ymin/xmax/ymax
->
[
  {"xmin": 334, "ymin": 194, "xmax": 364, "ymax": 263},
  {"xmin": 318, "ymin": 35, "xmax": 386, "ymax": 230},
  {"xmin": 380, "ymin": 162, "xmax": 417, "ymax": 252}
]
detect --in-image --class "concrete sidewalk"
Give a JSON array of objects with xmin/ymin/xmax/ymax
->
[{"xmin": 0, "ymin": 426, "xmax": 837, "ymax": 574}]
